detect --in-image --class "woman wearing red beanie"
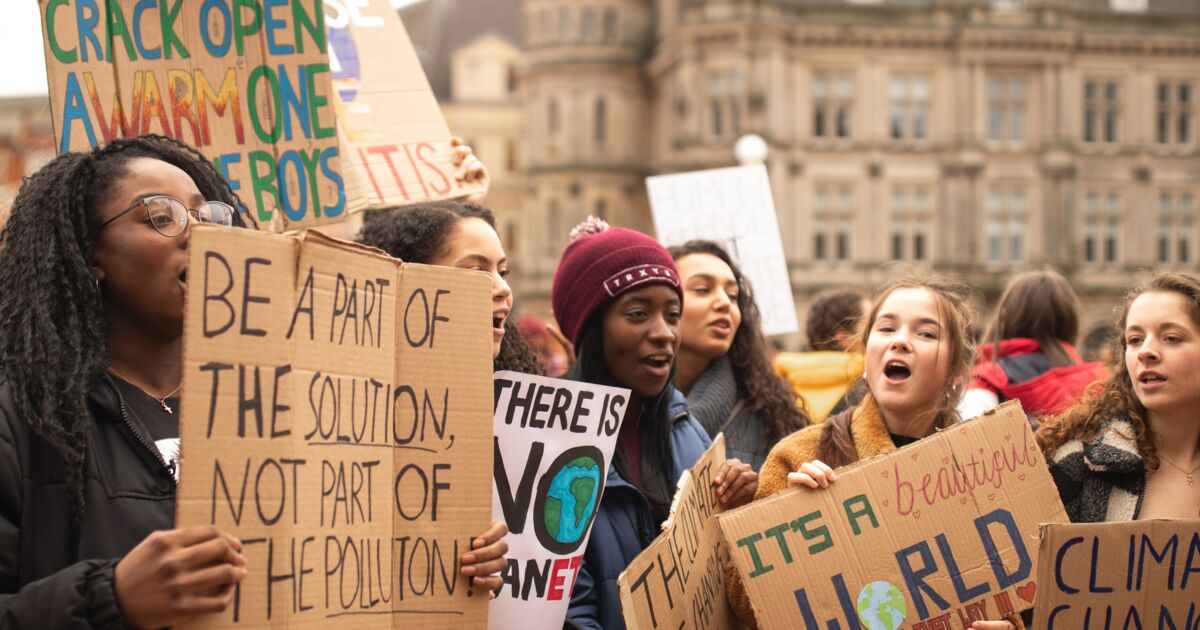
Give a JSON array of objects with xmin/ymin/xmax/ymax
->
[{"xmin": 555, "ymin": 219, "xmax": 757, "ymax": 630}]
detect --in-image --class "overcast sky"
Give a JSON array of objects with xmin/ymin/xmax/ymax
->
[{"xmin": 0, "ymin": 0, "xmax": 423, "ymax": 98}]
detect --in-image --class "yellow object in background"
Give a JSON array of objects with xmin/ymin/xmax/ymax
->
[{"xmin": 773, "ymin": 351, "xmax": 864, "ymax": 422}]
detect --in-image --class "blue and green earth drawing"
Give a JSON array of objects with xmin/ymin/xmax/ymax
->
[
  {"xmin": 542, "ymin": 456, "xmax": 602, "ymax": 545},
  {"xmin": 856, "ymin": 580, "xmax": 907, "ymax": 630}
]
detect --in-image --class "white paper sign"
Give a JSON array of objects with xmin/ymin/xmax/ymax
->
[
  {"xmin": 489, "ymin": 371, "xmax": 630, "ymax": 630},
  {"xmin": 646, "ymin": 164, "xmax": 799, "ymax": 336}
]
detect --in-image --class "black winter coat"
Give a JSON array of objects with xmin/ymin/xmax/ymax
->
[{"xmin": 0, "ymin": 372, "xmax": 176, "ymax": 628}]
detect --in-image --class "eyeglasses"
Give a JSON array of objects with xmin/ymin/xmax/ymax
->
[{"xmin": 98, "ymin": 195, "xmax": 235, "ymax": 237}]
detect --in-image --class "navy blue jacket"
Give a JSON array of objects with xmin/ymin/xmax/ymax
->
[{"xmin": 566, "ymin": 390, "xmax": 711, "ymax": 630}]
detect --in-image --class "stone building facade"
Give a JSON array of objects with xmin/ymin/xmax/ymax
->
[{"xmin": 516, "ymin": 0, "xmax": 1200, "ymax": 353}]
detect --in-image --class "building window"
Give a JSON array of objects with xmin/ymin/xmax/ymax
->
[
  {"xmin": 548, "ymin": 99, "xmax": 560, "ymax": 134},
  {"xmin": 603, "ymin": 8, "xmax": 618, "ymax": 42},
  {"xmin": 708, "ymin": 71, "xmax": 742, "ymax": 139},
  {"xmin": 594, "ymin": 199, "xmax": 607, "ymax": 222},
  {"xmin": 1157, "ymin": 81, "xmax": 1194, "ymax": 146},
  {"xmin": 582, "ymin": 8, "xmax": 597, "ymax": 42},
  {"xmin": 505, "ymin": 140, "xmax": 516, "ymax": 173},
  {"xmin": 814, "ymin": 185, "xmax": 853, "ymax": 262},
  {"xmin": 594, "ymin": 98, "xmax": 606, "ymax": 145},
  {"xmin": 558, "ymin": 7, "xmax": 571, "ymax": 42},
  {"xmin": 987, "ymin": 77, "xmax": 1026, "ymax": 143},
  {"xmin": 814, "ymin": 73, "xmax": 853, "ymax": 139},
  {"xmin": 986, "ymin": 187, "xmax": 1027, "ymax": 264},
  {"xmin": 891, "ymin": 186, "xmax": 933, "ymax": 262},
  {"xmin": 1158, "ymin": 191, "xmax": 1196, "ymax": 265},
  {"xmin": 1082, "ymin": 191, "xmax": 1121, "ymax": 264},
  {"xmin": 547, "ymin": 200, "xmax": 561, "ymax": 256},
  {"xmin": 890, "ymin": 75, "xmax": 930, "ymax": 141},
  {"xmin": 538, "ymin": 10, "xmax": 552, "ymax": 44},
  {"xmin": 1084, "ymin": 80, "xmax": 1120, "ymax": 144},
  {"xmin": 505, "ymin": 221, "xmax": 519, "ymax": 253}
]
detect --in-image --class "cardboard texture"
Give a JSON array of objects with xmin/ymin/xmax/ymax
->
[
  {"xmin": 176, "ymin": 225, "xmax": 494, "ymax": 628},
  {"xmin": 488, "ymin": 371, "xmax": 630, "ymax": 630},
  {"xmin": 39, "ymin": 0, "xmax": 364, "ymax": 231},
  {"xmin": 719, "ymin": 401, "xmax": 1069, "ymax": 630},
  {"xmin": 618, "ymin": 435, "xmax": 740, "ymax": 630},
  {"xmin": 326, "ymin": 0, "xmax": 487, "ymax": 208},
  {"xmin": 1033, "ymin": 520, "xmax": 1200, "ymax": 628},
  {"xmin": 646, "ymin": 165, "xmax": 798, "ymax": 336}
]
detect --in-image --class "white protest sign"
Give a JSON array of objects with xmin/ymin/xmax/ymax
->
[
  {"xmin": 646, "ymin": 164, "xmax": 799, "ymax": 336},
  {"xmin": 489, "ymin": 371, "xmax": 630, "ymax": 629}
]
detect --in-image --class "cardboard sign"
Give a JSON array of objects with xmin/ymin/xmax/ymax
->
[
  {"xmin": 327, "ymin": 0, "xmax": 487, "ymax": 208},
  {"xmin": 618, "ymin": 435, "xmax": 740, "ymax": 630},
  {"xmin": 646, "ymin": 165, "xmax": 798, "ymax": 336},
  {"xmin": 1033, "ymin": 520, "xmax": 1200, "ymax": 628},
  {"xmin": 176, "ymin": 225, "xmax": 494, "ymax": 628},
  {"xmin": 718, "ymin": 401, "xmax": 1069, "ymax": 630},
  {"xmin": 489, "ymin": 372, "xmax": 629, "ymax": 629},
  {"xmin": 39, "ymin": 0, "xmax": 364, "ymax": 231}
]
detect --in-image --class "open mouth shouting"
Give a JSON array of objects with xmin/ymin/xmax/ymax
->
[
  {"xmin": 1137, "ymin": 370, "xmax": 1167, "ymax": 391},
  {"xmin": 708, "ymin": 317, "xmax": 733, "ymax": 338},
  {"xmin": 492, "ymin": 309, "xmax": 509, "ymax": 340},
  {"xmin": 883, "ymin": 359, "xmax": 912, "ymax": 384},
  {"xmin": 640, "ymin": 351, "xmax": 673, "ymax": 378}
]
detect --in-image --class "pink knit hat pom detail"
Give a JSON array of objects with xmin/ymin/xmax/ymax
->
[{"xmin": 569, "ymin": 216, "xmax": 611, "ymax": 242}]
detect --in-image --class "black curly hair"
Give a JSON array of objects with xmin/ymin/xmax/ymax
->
[
  {"xmin": 0, "ymin": 135, "xmax": 249, "ymax": 528},
  {"xmin": 357, "ymin": 201, "xmax": 544, "ymax": 375},
  {"xmin": 668, "ymin": 241, "xmax": 811, "ymax": 453}
]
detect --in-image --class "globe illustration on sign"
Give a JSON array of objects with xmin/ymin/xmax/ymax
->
[
  {"xmin": 542, "ymin": 456, "xmax": 602, "ymax": 545},
  {"xmin": 856, "ymin": 581, "xmax": 907, "ymax": 630}
]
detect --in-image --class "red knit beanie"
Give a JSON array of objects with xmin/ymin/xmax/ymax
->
[{"xmin": 552, "ymin": 218, "xmax": 682, "ymax": 346}]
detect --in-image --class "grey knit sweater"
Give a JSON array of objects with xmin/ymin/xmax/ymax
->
[{"xmin": 684, "ymin": 356, "xmax": 768, "ymax": 471}]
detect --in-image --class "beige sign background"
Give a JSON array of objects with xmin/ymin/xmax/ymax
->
[{"xmin": 176, "ymin": 225, "xmax": 494, "ymax": 628}]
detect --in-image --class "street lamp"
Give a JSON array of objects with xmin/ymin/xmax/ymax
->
[{"xmin": 734, "ymin": 133, "xmax": 769, "ymax": 166}]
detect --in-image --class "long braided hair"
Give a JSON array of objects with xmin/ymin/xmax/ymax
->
[{"xmin": 0, "ymin": 135, "xmax": 248, "ymax": 525}]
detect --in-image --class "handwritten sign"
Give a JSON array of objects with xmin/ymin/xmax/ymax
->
[
  {"xmin": 176, "ymin": 225, "xmax": 494, "ymax": 628},
  {"xmin": 646, "ymin": 165, "xmax": 798, "ymax": 336},
  {"xmin": 618, "ymin": 435, "xmax": 739, "ymax": 630},
  {"xmin": 489, "ymin": 372, "xmax": 629, "ymax": 629},
  {"xmin": 1033, "ymin": 519, "xmax": 1200, "ymax": 629},
  {"xmin": 327, "ymin": 0, "xmax": 487, "ymax": 208},
  {"xmin": 39, "ymin": 0, "xmax": 365, "ymax": 231},
  {"xmin": 718, "ymin": 401, "xmax": 1069, "ymax": 630}
]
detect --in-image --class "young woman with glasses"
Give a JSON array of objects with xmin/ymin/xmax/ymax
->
[{"xmin": 0, "ymin": 135, "xmax": 508, "ymax": 627}]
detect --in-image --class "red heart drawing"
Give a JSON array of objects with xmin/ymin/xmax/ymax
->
[
  {"xmin": 987, "ymin": 493, "xmax": 996, "ymax": 501},
  {"xmin": 1016, "ymin": 582, "xmax": 1036, "ymax": 602},
  {"xmin": 979, "ymin": 448, "xmax": 985, "ymax": 454},
  {"xmin": 941, "ymin": 457, "xmax": 950, "ymax": 464},
  {"xmin": 911, "ymin": 453, "xmax": 919, "ymax": 461},
  {"xmin": 1004, "ymin": 434, "xmax": 1012, "ymax": 442},
  {"xmin": 1019, "ymin": 473, "xmax": 1026, "ymax": 481},
  {"xmin": 882, "ymin": 499, "xmax": 890, "ymax": 507},
  {"xmin": 959, "ymin": 496, "xmax": 968, "ymax": 505},
  {"xmin": 913, "ymin": 510, "xmax": 922, "ymax": 519},
  {"xmin": 881, "ymin": 470, "xmax": 889, "ymax": 478}
]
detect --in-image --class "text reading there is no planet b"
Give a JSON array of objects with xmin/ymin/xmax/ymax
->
[
  {"xmin": 647, "ymin": 164, "xmax": 799, "ymax": 336},
  {"xmin": 40, "ymin": 0, "xmax": 357, "ymax": 231},
  {"xmin": 176, "ymin": 225, "xmax": 495, "ymax": 628},
  {"xmin": 489, "ymin": 371, "xmax": 629, "ymax": 630}
]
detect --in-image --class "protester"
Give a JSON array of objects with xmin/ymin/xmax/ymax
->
[
  {"xmin": 358, "ymin": 201, "xmax": 544, "ymax": 374},
  {"xmin": 773, "ymin": 288, "xmax": 868, "ymax": 421},
  {"xmin": 0, "ymin": 136, "xmax": 508, "ymax": 627},
  {"xmin": 554, "ymin": 219, "xmax": 756, "ymax": 630},
  {"xmin": 1038, "ymin": 272, "xmax": 1200, "ymax": 523},
  {"xmin": 517, "ymin": 315, "xmax": 570, "ymax": 377},
  {"xmin": 960, "ymin": 270, "xmax": 1108, "ymax": 420},
  {"xmin": 669, "ymin": 240, "xmax": 809, "ymax": 470},
  {"xmin": 726, "ymin": 275, "xmax": 1021, "ymax": 630}
]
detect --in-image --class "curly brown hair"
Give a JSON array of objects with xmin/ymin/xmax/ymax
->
[
  {"xmin": 818, "ymin": 274, "xmax": 978, "ymax": 468},
  {"xmin": 668, "ymin": 241, "xmax": 811, "ymax": 451},
  {"xmin": 1037, "ymin": 272, "xmax": 1200, "ymax": 473},
  {"xmin": 807, "ymin": 288, "xmax": 867, "ymax": 352}
]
